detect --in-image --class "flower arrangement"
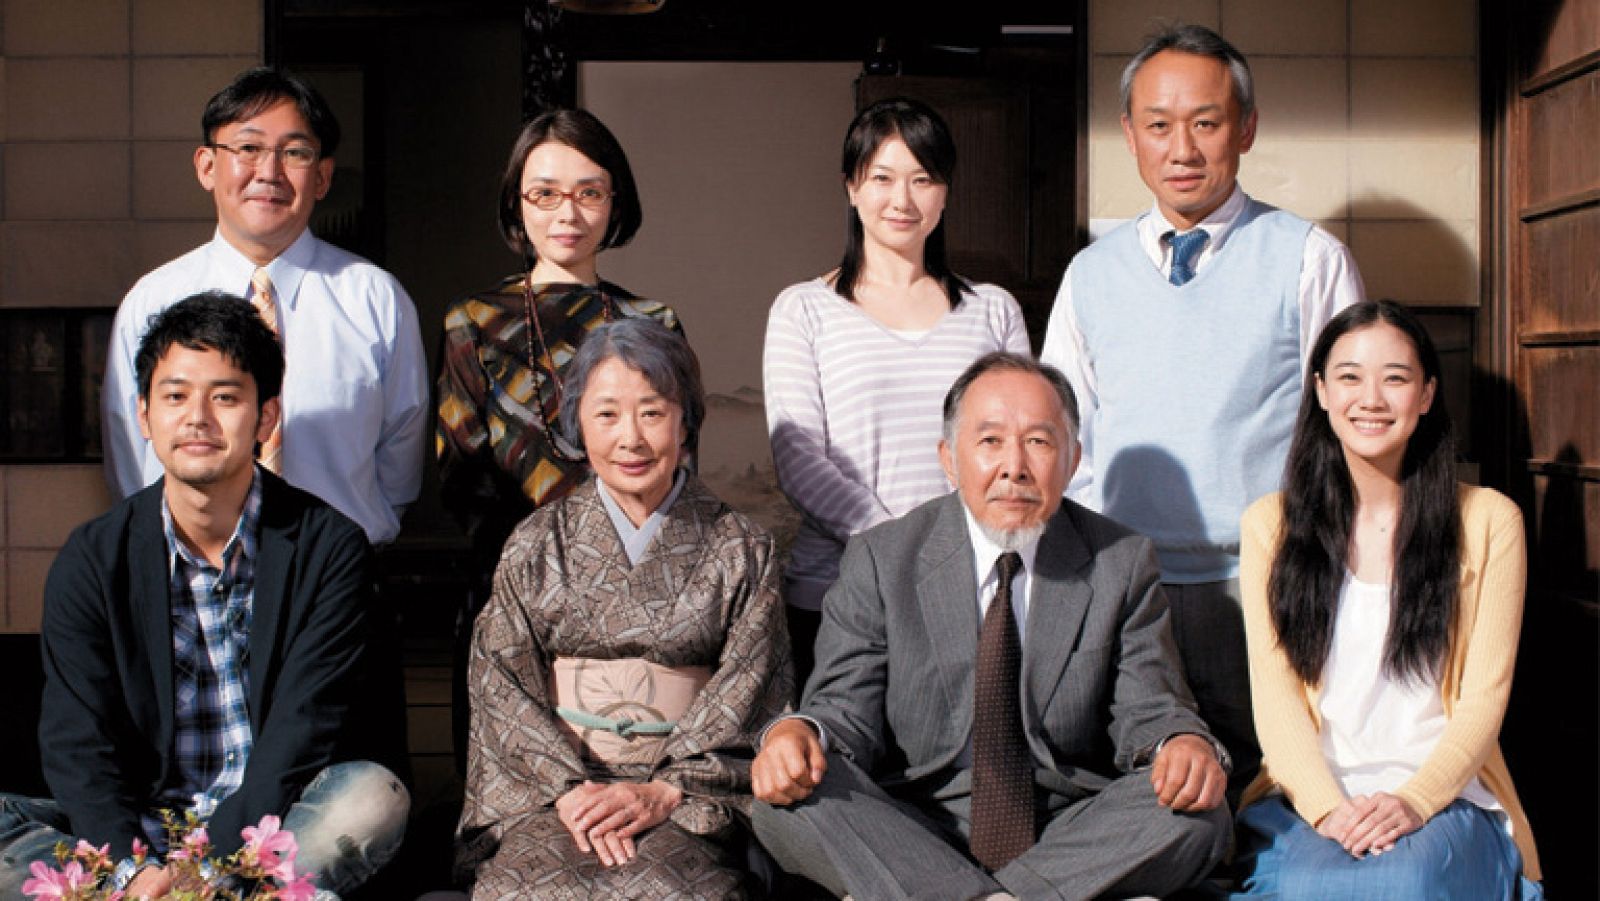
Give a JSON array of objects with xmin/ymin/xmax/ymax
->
[{"xmin": 21, "ymin": 812, "xmax": 318, "ymax": 901}]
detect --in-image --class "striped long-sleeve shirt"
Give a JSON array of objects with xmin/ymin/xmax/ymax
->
[{"xmin": 763, "ymin": 277, "xmax": 1030, "ymax": 610}]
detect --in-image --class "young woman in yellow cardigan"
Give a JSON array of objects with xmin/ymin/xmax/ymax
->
[{"xmin": 1233, "ymin": 300, "xmax": 1542, "ymax": 899}]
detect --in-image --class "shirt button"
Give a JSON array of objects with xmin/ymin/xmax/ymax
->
[{"xmin": 227, "ymin": 751, "xmax": 238, "ymax": 762}]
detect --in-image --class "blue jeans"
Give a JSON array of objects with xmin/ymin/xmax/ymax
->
[
  {"xmin": 1232, "ymin": 795, "xmax": 1543, "ymax": 900},
  {"xmin": 0, "ymin": 761, "xmax": 408, "ymax": 899}
]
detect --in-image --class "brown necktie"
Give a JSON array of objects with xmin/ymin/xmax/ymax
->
[
  {"xmin": 249, "ymin": 267, "xmax": 284, "ymax": 473},
  {"xmin": 969, "ymin": 550, "xmax": 1033, "ymax": 870}
]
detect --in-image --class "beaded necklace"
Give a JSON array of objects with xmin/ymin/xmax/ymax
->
[{"xmin": 522, "ymin": 274, "xmax": 613, "ymax": 462}]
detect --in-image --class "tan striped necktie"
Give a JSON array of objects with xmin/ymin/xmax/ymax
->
[{"xmin": 250, "ymin": 267, "xmax": 284, "ymax": 473}]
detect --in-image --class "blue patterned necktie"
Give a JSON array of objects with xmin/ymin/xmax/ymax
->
[{"xmin": 1167, "ymin": 228, "xmax": 1210, "ymax": 286}]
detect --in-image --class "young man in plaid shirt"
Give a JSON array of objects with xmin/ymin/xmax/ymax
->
[{"xmin": 0, "ymin": 294, "xmax": 408, "ymax": 899}]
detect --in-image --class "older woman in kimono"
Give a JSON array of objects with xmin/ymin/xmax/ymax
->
[{"xmin": 456, "ymin": 318, "xmax": 793, "ymax": 899}]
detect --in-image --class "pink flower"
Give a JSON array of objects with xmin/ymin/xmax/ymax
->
[
  {"xmin": 131, "ymin": 837, "xmax": 147, "ymax": 866},
  {"xmin": 241, "ymin": 814, "xmax": 299, "ymax": 881},
  {"xmin": 20, "ymin": 860, "xmax": 94, "ymax": 899},
  {"xmin": 169, "ymin": 825, "xmax": 211, "ymax": 861},
  {"xmin": 71, "ymin": 840, "xmax": 112, "ymax": 870},
  {"xmin": 276, "ymin": 873, "xmax": 320, "ymax": 901}
]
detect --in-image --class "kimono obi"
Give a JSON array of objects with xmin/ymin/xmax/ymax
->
[{"xmin": 552, "ymin": 657, "xmax": 711, "ymax": 765}]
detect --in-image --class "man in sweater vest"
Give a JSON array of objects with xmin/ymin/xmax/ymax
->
[{"xmin": 1039, "ymin": 23, "xmax": 1364, "ymax": 801}]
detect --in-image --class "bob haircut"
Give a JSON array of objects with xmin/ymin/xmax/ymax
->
[
  {"xmin": 1271, "ymin": 299, "xmax": 1459, "ymax": 686},
  {"xmin": 558, "ymin": 318, "xmax": 705, "ymax": 454},
  {"xmin": 201, "ymin": 67, "xmax": 341, "ymax": 157},
  {"xmin": 135, "ymin": 291, "xmax": 285, "ymax": 407},
  {"xmin": 497, "ymin": 108, "xmax": 643, "ymax": 264},
  {"xmin": 1120, "ymin": 23, "xmax": 1255, "ymax": 124},
  {"xmin": 834, "ymin": 97, "xmax": 967, "ymax": 309}
]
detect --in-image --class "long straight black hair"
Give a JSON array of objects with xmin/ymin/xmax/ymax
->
[
  {"xmin": 833, "ymin": 98, "xmax": 966, "ymax": 308},
  {"xmin": 1270, "ymin": 300, "xmax": 1460, "ymax": 686}
]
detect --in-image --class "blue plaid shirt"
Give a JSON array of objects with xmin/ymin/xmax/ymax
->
[{"xmin": 146, "ymin": 469, "xmax": 262, "ymax": 844}]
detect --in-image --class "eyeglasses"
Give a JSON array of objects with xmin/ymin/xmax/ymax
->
[
  {"xmin": 208, "ymin": 141, "xmax": 320, "ymax": 170},
  {"xmin": 521, "ymin": 185, "xmax": 613, "ymax": 211}
]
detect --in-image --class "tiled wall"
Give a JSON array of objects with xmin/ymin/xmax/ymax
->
[
  {"xmin": 1088, "ymin": 0, "xmax": 1480, "ymax": 309},
  {"xmin": 0, "ymin": 0, "xmax": 262, "ymax": 631}
]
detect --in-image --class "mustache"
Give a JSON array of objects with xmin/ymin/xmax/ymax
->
[{"xmin": 986, "ymin": 486, "xmax": 1042, "ymax": 503}]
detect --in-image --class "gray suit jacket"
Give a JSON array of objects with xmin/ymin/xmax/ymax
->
[{"xmin": 800, "ymin": 492, "xmax": 1211, "ymax": 807}]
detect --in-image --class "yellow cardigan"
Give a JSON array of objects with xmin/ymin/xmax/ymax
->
[{"xmin": 1239, "ymin": 484, "xmax": 1540, "ymax": 879}]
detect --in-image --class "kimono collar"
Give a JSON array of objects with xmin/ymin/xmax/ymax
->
[{"xmin": 595, "ymin": 468, "xmax": 689, "ymax": 565}]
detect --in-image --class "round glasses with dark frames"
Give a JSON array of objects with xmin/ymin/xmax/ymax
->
[
  {"xmin": 208, "ymin": 141, "xmax": 321, "ymax": 170},
  {"xmin": 521, "ymin": 185, "xmax": 614, "ymax": 211}
]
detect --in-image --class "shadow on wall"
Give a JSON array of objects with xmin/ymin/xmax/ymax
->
[
  {"xmin": 1479, "ymin": 361, "xmax": 1598, "ymax": 897},
  {"xmin": 1328, "ymin": 196, "xmax": 1478, "ymax": 458},
  {"xmin": 699, "ymin": 389, "xmax": 801, "ymax": 555}
]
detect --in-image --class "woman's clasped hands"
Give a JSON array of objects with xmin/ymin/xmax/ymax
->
[
  {"xmin": 1316, "ymin": 791, "xmax": 1424, "ymax": 859},
  {"xmin": 554, "ymin": 779, "xmax": 684, "ymax": 867}
]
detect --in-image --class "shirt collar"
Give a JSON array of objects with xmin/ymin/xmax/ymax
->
[
  {"xmin": 208, "ymin": 227, "xmax": 316, "ymax": 313},
  {"xmin": 161, "ymin": 467, "xmax": 264, "ymax": 573},
  {"xmin": 1138, "ymin": 182, "xmax": 1247, "ymax": 252},
  {"xmin": 958, "ymin": 504, "xmax": 1042, "ymax": 588}
]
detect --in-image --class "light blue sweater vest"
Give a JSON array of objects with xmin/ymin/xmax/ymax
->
[{"xmin": 1070, "ymin": 199, "xmax": 1311, "ymax": 581}]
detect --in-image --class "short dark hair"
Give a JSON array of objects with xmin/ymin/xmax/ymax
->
[
  {"xmin": 835, "ymin": 97, "xmax": 967, "ymax": 309},
  {"xmin": 558, "ymin": 318, "xmax": 704, "ymax": 454},
  {"xmin": 942, "ymin": 352, "xmax": 1080, "ymax": 442},
  {"xmin": 498, "ymin": 108, "xmax": 643, "ymax": 264},
  {"xmin": 1121, "ymin": 24, "xmax": 1255, "ymax": 122},
  {"xmin": 201, "ymin": 67, "xmax": 341, "ymax": 157},
  {"xmin": 135, "ymin": 292, "xmax": 285, "ymax": 407}
]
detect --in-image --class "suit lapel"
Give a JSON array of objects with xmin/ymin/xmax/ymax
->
[
  {"xmin": 1022, "ymin": 505, "xmax": 1096, "ymax": 713},
  {"xmin": 917, "ymin": 496, "xmax": 981, "ymax": 734},
  {"xmin": 248, "ymin": 476, "xmax": 296, "ymax": 726},
  {"xmin": 130, "ymin": 485, "xmax": 176, "ymax": 748}
]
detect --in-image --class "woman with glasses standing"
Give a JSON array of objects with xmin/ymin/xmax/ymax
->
[
  {"xmin": 437, "ymin": 109, "xmax": 684, "ymax": 602},
  {"xmin": 762, "ymin": 98, "xmax": 1030, "ymax": 685}
]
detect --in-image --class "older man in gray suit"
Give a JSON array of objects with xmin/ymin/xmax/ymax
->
[{"xmin": 752, "ymin": 352, "xmax": 1230, "ymax": 900}]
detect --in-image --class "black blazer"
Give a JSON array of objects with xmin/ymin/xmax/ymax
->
[{"xmin": 38, "ymin": 471, "xmax": 372, "ymax": 857}]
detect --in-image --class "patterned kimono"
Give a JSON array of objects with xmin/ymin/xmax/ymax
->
[
  {"xmin": 458, "ymin": 475, "xmax": 792, "ymax": 900},
  {"xmin": 434, "ymin": 277, "xmax": 683, "ymax": 577}
]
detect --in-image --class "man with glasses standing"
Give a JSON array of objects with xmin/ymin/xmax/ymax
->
[
  {"xmin": 102, "ymin": 66, "xmax": 428, "ymax": 551},
  {"xmin": 101, "ymin": 67, "xmax": 427, "ymax": 790}
]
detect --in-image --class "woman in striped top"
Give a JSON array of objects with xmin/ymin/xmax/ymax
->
[{"xmin": 762, "ymin": 98, "xmax": 1030, "ymax": 685}]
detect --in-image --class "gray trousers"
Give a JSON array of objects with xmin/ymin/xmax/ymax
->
[
  {"xmin": 753, "ymin": 752, "xmax": 1229, "ymax": 901},
  {"xmin": 1163, "ymin": 578, "xmax": 1260, "ymax": 805}
]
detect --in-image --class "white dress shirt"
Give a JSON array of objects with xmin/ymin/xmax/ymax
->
[
  {"xmin": 1039, "ymin": 185, "xmax": 1365, "ymax": 499},
  {"xmin": 102, "ymin": 229, "xmax": 429, "ymax": 545}
]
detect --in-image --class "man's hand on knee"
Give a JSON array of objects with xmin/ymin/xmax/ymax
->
[
  {"xmin": 752, "ymin": 719, "xmax": 828, "ymax": 805},
  {"xmin": 125, "ymin": 864, "xmax": 174, "ymax": 899},
  {"xmin": 1150, "ymin": 734, "xmax": 1225, "ymax": 812}
]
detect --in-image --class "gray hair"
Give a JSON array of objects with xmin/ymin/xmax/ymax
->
[
  {"xmin": 1120, "ymin": 23, "xmax": 1255, "ymax": 122},
  {"xmin": 941, "ymin": 352, "xmax": 1080, "ymax": 446},
  {"xmin": 557, "ymin": 317, "xmax": 705, "ymax": 454}
]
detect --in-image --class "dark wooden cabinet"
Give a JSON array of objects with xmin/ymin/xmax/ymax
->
[{"xmin": 1484, "ymin": 1, "xmax": 1600, "ymax": 894}]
